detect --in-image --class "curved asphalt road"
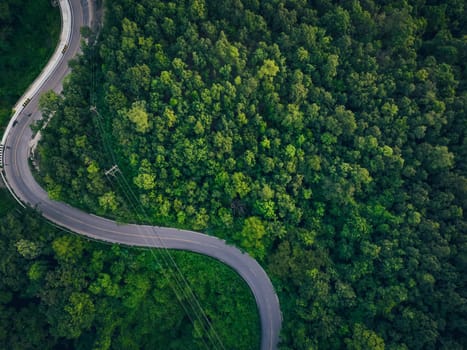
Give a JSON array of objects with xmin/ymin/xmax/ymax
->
[{"xmin": 0, "ymin": 0, "xmax": 282, "ymax": 349}]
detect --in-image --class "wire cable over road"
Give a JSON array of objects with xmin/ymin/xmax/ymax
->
[{"xmin": 0, "ymin": 1, "xmax": 282, "ymax": 349}]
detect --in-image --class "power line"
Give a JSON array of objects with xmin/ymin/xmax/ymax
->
[{"xmin": 88, "ymin": 41, "xmax": 226, "ymax": 349}]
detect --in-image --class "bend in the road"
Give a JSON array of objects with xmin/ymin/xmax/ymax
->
[{"xmin": 0, "ymin": 1, "xmax": 282, "ymax": 349}]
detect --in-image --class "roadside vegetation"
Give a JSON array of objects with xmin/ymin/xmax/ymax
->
[
  {"xmin": 0, "ymin": 1, "xmax": 260, "ymax": 348},
  {"xmin": 0, "ymin": 0, "xmax": 60, "ymax": 130},
  {"xmin": 0, "ymin": 206, "xmax": 260, "ymax": 349},
  {"xmin": 38, "ymin": 0, "xmax": 466, "ymax": 348}
]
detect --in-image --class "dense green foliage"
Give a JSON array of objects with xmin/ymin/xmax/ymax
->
[
  {"xmin": 0, "ymin": 203, "xmax": 259, "ymax": 349},
  {"xmin": 37, "ymin": 0, "xmax": 466, "ymax": 349},
  {"xmin": 0, "ymin": 0, "xmax": 60, "ymax": 128}
]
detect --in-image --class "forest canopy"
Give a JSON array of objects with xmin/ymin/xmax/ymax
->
[
  {"xmin": 36, "ymin": 0, "xmax": 467, "ymax": 349},
  {"xmin": 0, "ymin": 198, "xmax": 260, "ymax": 349}
]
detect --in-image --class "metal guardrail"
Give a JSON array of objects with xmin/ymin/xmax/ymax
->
[
  {"xmin": 22, "ymin": 98, "xmax": 31, "ymax": 107},
  {"xmin": 0, "ymin": 143, "xmax": 4, "ymax": 168}
]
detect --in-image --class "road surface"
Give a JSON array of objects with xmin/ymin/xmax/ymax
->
[{"xmin": 0, "ymin": 1, "xmax": 282, "ymax": 349}]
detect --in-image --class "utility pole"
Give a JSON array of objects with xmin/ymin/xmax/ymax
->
[{"xmin": 104, "ymin": 164, "xmax": 120, "ymax": 177}]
